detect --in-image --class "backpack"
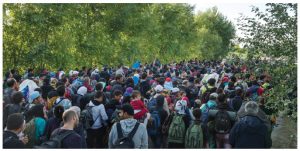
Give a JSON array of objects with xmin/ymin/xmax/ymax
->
[
  {"xmin": 80, "ymin": 106, "xmax": 100, "ymax": 129},
  {"xmin": 24, "ymin": 118, "xmax": 36, "ymax": 148},
  {"xmin": 200, "ymin": 104, "xmax": 211, "ymax": 125},
  {"xmin": 248, "ymin": 86, "xmax": 259, "ymax": 102},
  {"xmin": 201, "ymin": 85, "xmax": 214, "ymax": 104},
  {"xmin": 112, "ymin": 122, "xmax": 140, "ymax": 148},
  {"xmin": 147, "ymin": 97, "xmax": 157, "ymax": 112},
  {"xmin": 214, "ymin": 110, "xmax": 232, "ymax": 134},
  {"xmin": 34, "ymin": 130, "xmax": 75, "ymax": 148},
  {"xmin": 185, "ymin": 122, "xmax": 203, "ymax": 148},
  {"xmin": 167, "ymin": 114, "xmax": 186, "ymax": 144},
  {"xmin": 147, "ymin": 111, "xmax": 161, "ymax": 137}
]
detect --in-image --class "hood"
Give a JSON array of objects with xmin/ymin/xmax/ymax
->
[
  {"xmin": 119, "ymin": 118, "xmax": 138, "ymax": 136},
  {"xmin": 241, "ymin": 116, "xmax": 265, "ymax": 132}
]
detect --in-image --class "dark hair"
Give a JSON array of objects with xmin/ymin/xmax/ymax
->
[
  {"xmin": 193, "ymin": 108, "xmax": 201, "ymax": 120},
  {"xmin": 34, "ymin": 88, "xmax": 42, "ymax": 94},
  {"xmin": 56, "ymin": 86, "xmax": 66, "ymax": 96},
  {"xmin": 61, "ymin": 77, "xmax": 68, "ymax": 84},
  {"xmin": 208, "ymin": 78, "xmax": 216, "ymax": 86},
  {"xmin": 6, "ymin": 78, "xmax": 16, "ymax": 88},
  {"xmin": 156, "ymin": 95, "xmax": 165, "ymax": 108},
  {"xmin": 6, "ymin": 113, "xmax": 25, "ymax": 130},
  {"xmin": 132, "ymin": 90, "xmax": 141, "ymax": 99},
  {"xmin": 54, "ymin": 106, "xmax": 64, "ymax": 120},
  {"xmin": 217, "ymin": 93, "xmax": 227, "ymax": 103},
  {"xmin": 115, "ymin": 74, "xmax": 123, "ymax": 81},
  {"xmin": 47, "ymin": 90, "xmax": 59, "ymax": 99},
  {"xmin": 236, "ymin": 89, "xmax": 243, "ymax": 96},
  {"xmin": 95, "ymin": 83, "xmax": 103, "ymax": 91},
  {"xmin": 141, "ymin": 72, "xmax": 147, "ymax": 79},
  {"xmin": 27, "ymin": 104, "xmax": 45, "ymax": 119},
  {"xmin": 94, "ymin": 91, "xmax": 104, "ymax": 99},
  {"xmin": 56, "ymin": 82, "xmax": 64, "ymax": 88},
  {"xmin": 43, "ymin": 78, "xmax": 50, "ymax": 85},
  {"xmin": 63, "ymin": 110, "xmax": 77, "ymax": 123},
  {"xmin": 113, "ymin": 90, "xmax": 123, "ymax": 97},
  {"xmin": 11, "ymin": 91, "xmax": 23, "ymax": 104}
]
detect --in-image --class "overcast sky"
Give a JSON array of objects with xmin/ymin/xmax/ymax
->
[{"xmin": 189, "ymin": 3, "xmax": 268, "ymax": 37}]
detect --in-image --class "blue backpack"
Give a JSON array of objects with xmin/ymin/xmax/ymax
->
[
  {"xmin": 147, "ymin": 97, "xmax": 157, "ymax": 112},
  {"xmin": 147, "ymin": 111, "xmax": 161, "ymax": 136},
  {"xmin": 248, "ymin": 86, "xmax": 259, "ymax": 102}
]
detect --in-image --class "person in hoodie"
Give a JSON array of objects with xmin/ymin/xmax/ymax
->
[
  {"xmin": 130, "ymin": 90, "xmax": 149, "ymax": 123},
  {"xmin": 86, "ymin": 91, "xmax": 108, "ymax": 148},
  {"xmin": 108, "ymin": 103, "xmax": 148, "ymax": 148},
  {"xmin": 229, "ymin": 101, "xmax": 270, "ymax": 148}
]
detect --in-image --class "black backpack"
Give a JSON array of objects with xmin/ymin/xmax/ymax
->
[
  {"xmin": 34, "ymin": 130, "xmax": 75, "ymax": 148},
  {"xmin": 112, "ymin": 122, "xmax": 140, "ymax": 148},
  {"xmin": 214, "ymin": 110, "xmax": 232, "ymax": 134},
  {"xmin": 80, "ymin": 106, "xmax": 100, "ymax": 130}
]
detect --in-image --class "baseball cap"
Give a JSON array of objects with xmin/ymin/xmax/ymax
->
[
  {"xmin": 154, "ymin": 85, "xmax": 164, "ymax": 93},
  {"xmin": 29, "ymin": 91, "xmax": 40, "ymax": 103},
  {"xmin": 171, "ymin": 87, "xmax": 180, "ymax": 93}
]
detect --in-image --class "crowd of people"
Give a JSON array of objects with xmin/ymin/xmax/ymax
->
[{"xmin": 3, "ymin": 59, "xmax": 276, "ymax": 149}]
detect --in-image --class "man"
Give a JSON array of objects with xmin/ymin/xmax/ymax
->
[
  {"xmin": 111, "ymin": 74, "xmax": 125, "ymax": 94},
  {"xmin": 50, "ymin": 110, "xmax": 82, "ymax": 148},
  {"xmin": 108, "ymin": 104, "xmax": 148, "ymax": 148},
  {"xmin": 3, "ymin": 113, "xmax": 28, "ymax": 148},
  {"xmin": 4, "ymin": 78, "xmax": 19, "ymax": 106},
  {"xmin": 229, "ymin": 101, "xmax": 270, "ymax": 148},
  {"xmin": 139, "ymin": 72, "xmax": 151, "ymax": 99},
  {"xmin": 54, "ymin": 86, "xmax": 72, "ymax": 110},
  {"xmin": 3, "ymin": 92, "xmax": 25, "ymax": 129},
  {"xmin": 27, "ymin": 91, "xmax": 43, "ymax": 109}
]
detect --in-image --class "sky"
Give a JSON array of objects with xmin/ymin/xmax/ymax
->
[{"xmin": 189, "ymin": 3, "xmax": 268, "ymax": 37}]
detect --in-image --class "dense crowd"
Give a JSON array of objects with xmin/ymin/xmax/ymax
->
[{"xmin": 3, "ymin": 59, "xmax": 276, "ymax": 149}]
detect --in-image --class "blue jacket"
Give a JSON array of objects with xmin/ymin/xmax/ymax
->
[{"xmin": 229, "ymin": 116, "xmax": 270, "ymax": 148}]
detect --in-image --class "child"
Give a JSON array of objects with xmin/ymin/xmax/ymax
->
[{"xmin": 130, "ymin": 90, "xmax": 149, "ymax": 122}]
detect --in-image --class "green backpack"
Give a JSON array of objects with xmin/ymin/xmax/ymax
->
[
  {"xmin": 167, "ymin": 115, "xmax": 186, "ymax": 144},
  {"xmin": 185, "ymin": 123, "xmax": 203, "ymax": 148},
  {"xmin": 24, "ymin": 118, "xmax": 36, "ymax": 148}
]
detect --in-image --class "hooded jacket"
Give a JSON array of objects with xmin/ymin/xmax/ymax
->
[
  {"xmin": 108, "ymin": 118, "xmax": 148, "ymax": 148},
  {"xmin": 229, "ymin": 116, "xmax": 269, "ymax": 148}
]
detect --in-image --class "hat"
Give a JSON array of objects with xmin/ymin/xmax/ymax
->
[
  {"xmin": 166, "ymin": 77, "xmax": 171, "ymax": 82},
  {"xmin": 209, "ymin": 93, "xmax": 218, "ymax": 100},
  {"xmin": 29, "ymin": 91, "xmax": 40, "ymax": 103},
  {"xmin": 124, "ymin": 87, "xmax": 133, "ymax": 97},
  {"xmin": 77, "ymin": 86, "xmax": 88, "ymax": 96},
  {"xmin": 235, "ymin": 86, "xmax": 242, "ymax": 90},
  {"xmin": 117, "ymin": 104, "xmax": 134, "ymax": 116},
  {"xmin": 154, "ymin": 85, "xmax": 164, "ymax": 93},
  {"xmin": 171, "ymin": 87, "xmax": 180, "ymax": 93},
  {"xmin": 72, "ymin": 71, "xmax": 79, "ymax": 75}
]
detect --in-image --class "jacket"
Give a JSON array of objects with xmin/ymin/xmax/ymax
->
[
  {"xmin": 108, "ymin": 118, "xmax": 148, "ymax": 148},
  {"xmin": 229, "ymin": 116, "xmax": 270, "ymax": 148},
  {"xmin": 87, "ymin": 101, "xmax": 108, "ymax": 129},
  {"xmin": 3, "ymin": 131, "xmax": 25, "ymax": 148}
]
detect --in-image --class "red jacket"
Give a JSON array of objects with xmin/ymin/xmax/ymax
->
[{"xmin": 130, "ymin": 100, "xmax": 148, "ymax": 120}]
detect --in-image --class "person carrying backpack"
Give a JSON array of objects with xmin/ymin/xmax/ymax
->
[
  {"xmin": 147, "ymin": 95, "xmax": 168, "ymax": 148},
  {"xmin": 3, "ymin": 113, "xmax": 28, "ymax": 148},
  {"xmin": 84, "ymin": 91, "xmax": 108, "ymax": 148},
  {"xmin": 200, "ymin": 78, "xmax": 217, "ymax": 104},
  {"xmin": 168, "ymin": 99, "xmax": 189, "ymax": 148},
  {"xmin": 185, "ymin": 108, "xmax": 205, "ymax": 148},
  {"xmin": 36, "ymin": 110, "xmax": 82, "ymax": 148},
  {"xmin": 108, "ymin": 103, "xmax": 148, "ymax": 148},
  {"xmin": 211, "ymin": 94, "xmax": 236, "ymax": 148}
]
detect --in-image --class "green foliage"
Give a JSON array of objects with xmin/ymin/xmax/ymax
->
[
  {"xmin": 3, "ymin": 3, "xmax": 235, "ymax": 73},
  {"xmin": 237, "ymin": 3, "xmax": 297, "ymax": 121}
]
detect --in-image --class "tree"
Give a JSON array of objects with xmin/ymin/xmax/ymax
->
[{"xmin": 238, "ymin": 3, "xmax": 297, "ymax": 121}]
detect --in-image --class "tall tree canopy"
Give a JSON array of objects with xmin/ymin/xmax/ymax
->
[{"xmin": 3, "ymin": 3, "xmax": 236, "ymax": 73}]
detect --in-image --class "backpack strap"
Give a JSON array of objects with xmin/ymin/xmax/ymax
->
[
  {"xmin": 53, "ymin": 97, "xmax": 64, "ymax": 108},
  {"xmin": 128, "ymin": 122, "xmax": 140, "ymax": 139},
  {"xmin": 116, "ymin": 122, "xmax": 123, "ymax": 139}
]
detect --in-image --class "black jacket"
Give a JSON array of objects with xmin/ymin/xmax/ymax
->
[{"xmin": 3, "ymin": 131, "xmax": 25, "ymax": 148}]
